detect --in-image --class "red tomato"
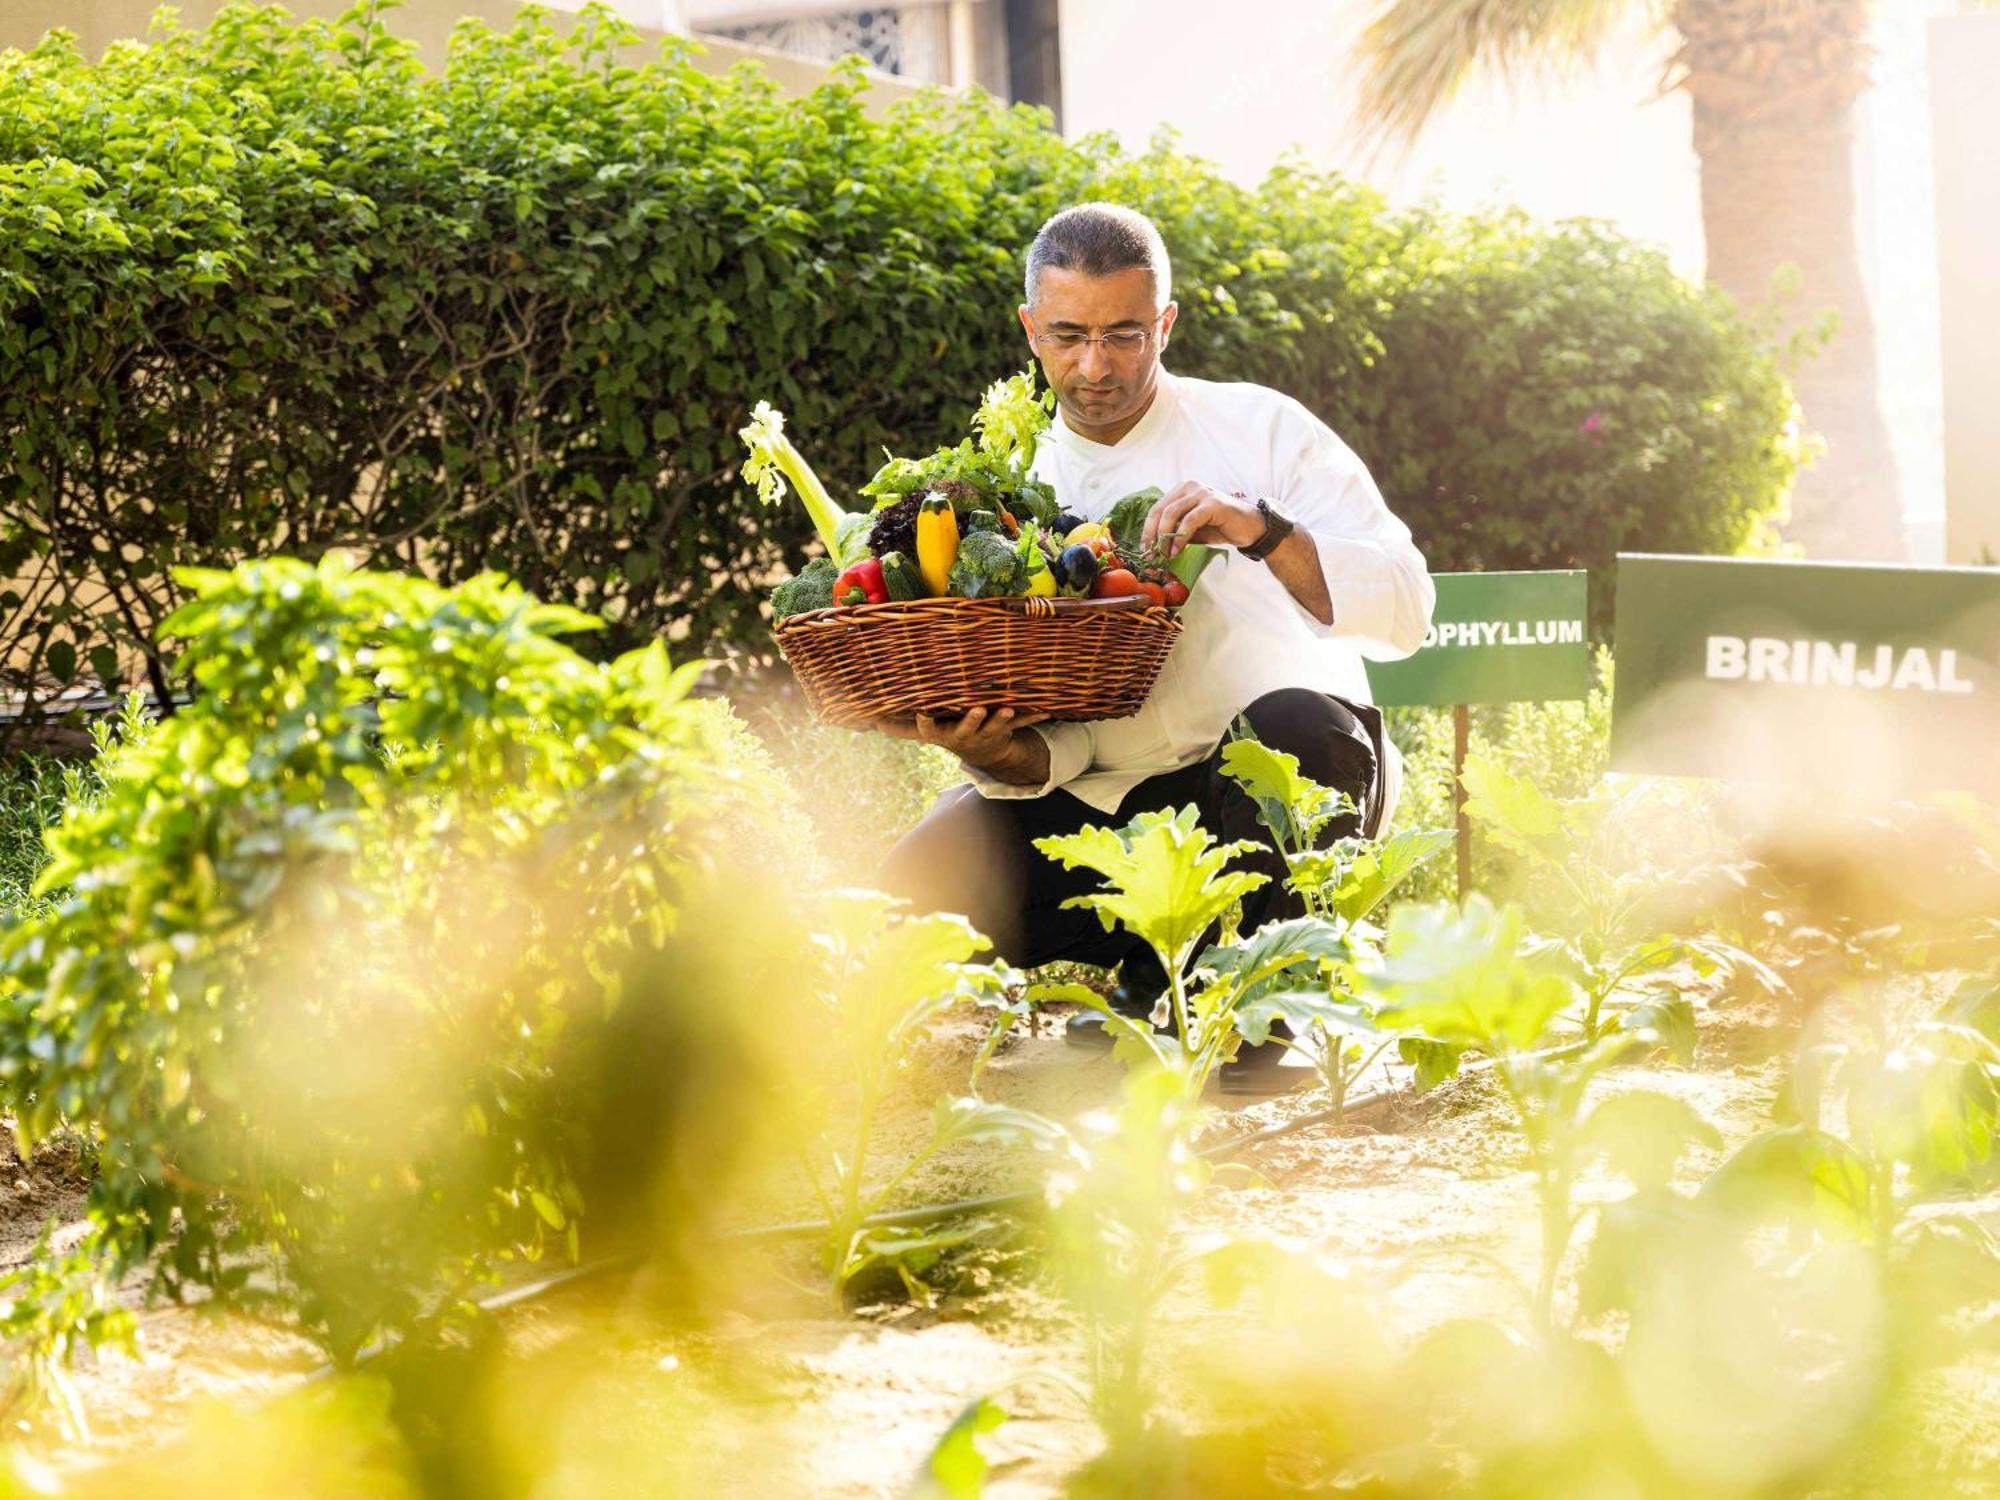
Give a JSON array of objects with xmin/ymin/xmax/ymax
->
[
  {"xmin": 1092, "ymin": 567, "xmax": 1143, "ymax": 599},
  {"xmin": 1162, "ymin": 578, "xmax": 1190, "ymax": 608},
  {"xmin": 1137, "ymin": 581, "xmax": 1167, "ymax": 608},
  {"xmin": 1086, "ymin": 535, "xmax": 1119, "ymax": 558}
]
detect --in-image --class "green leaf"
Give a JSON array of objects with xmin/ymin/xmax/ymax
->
[
  {"xmin": 1459, "ymin": 752, "xmax": 1565, "ymax": 861},
  {"xmin": 1399, "ymin": 1036, "xmax": 1467, "ymax": 1091},
  {"xmin": 1698, "ymin": 1126, "xmax": 1873, "ymax": 1238},
  {"xmin": 931, "ymin": 1096, "xmax": 1074, "ymax": 1155},
  {"xmin": 1218, "ymin": 737, "xmax": 1314, "ymax": 847},
  {"xmin": 1103, "ymin": 487, "xmax": 1163, "ymax": 556},
  {"xmin": 44, "ymin": 638, "xmax": 76, "ymax": 683},
  {"xmin": 1234, "ymin": 989, "xmax": 1376, "ymax": 1048},
  {"xmin": 1620, "ymin": 990, "xmax": 1696, "ymax": 1066},
  {"xmin": 913, "ymin": 1396, "xmax": 1008, "ymax": 1500},
  {"xmin": 1579, "ymin": 1089, "xmax": 1721, "ymax": 1190},
  {"xmin": 1331, "ymin": 827, "xmax": 1453, "ymax": 925},
  {"xmin": 1369, "ymin": 897, "xmax": 1573, "ymax": 1053},
  {"xmin": 1036, "ymin": 805, "xmax": 1267, "ymax": 970}
]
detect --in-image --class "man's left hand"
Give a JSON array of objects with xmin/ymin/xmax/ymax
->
[{"xmin": 1140, "ymin": 482, "xmax": 1266, "ymax": 558}]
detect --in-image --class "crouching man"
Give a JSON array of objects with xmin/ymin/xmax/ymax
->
[{"xmin": 873, "ymin": 202, "xmax": 1434, "ymax": 1091}]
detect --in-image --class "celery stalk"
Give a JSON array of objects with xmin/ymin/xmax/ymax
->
[{"xmin": 739, "ymin": 402, "xmax": 867, "ymax": 564}]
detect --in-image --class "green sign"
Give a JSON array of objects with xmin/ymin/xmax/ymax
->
[
  {"xmin": 1366, "ymin": 571, "xmax": 1591, "ymax": 708},
  {"xmin": 1610, "ymin": 554, "xmax": 2000, "ymax": 797}
]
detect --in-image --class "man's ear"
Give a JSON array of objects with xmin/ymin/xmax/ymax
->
[
  {"xmin": 1017, "ymin": 304, "xmax": 1036, "ymax": 348},
  {"xmin": 1158, "ymin": 301, "xmax": 1179, "ymax": 350}
]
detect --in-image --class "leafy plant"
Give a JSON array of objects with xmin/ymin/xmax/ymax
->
[
  {"xmin": 782, "ymin": 890, "xmax": 1037, "ymax": 1305},
  {"xmin": 1368, "ymin": 896, "xmax": 1708, "ymax": 1331},
  {"xmin": 0, "ymin": 555, "xmax": 792, "ymax": 1384},
  {"xmin": 1461, "ymin": 752, "xmax": 1781, "ymax": 1041},
  {"xmin": 1215, "ymin": 732, "xmax": 1451, "ymax": 1117},
  {"xmin": 1030, "ymin": 806, "xmax": 1353, "ymax": 1090}
]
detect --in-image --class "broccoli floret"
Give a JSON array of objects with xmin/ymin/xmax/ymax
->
[
  {"xmin": 770, "ymin": 556, "xmax": 839, "ymax": 620},
  {"xmin": 948, "ymin": 531, "xmax": 1024, "ymax": 599}
]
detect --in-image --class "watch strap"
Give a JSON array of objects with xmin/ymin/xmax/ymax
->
[{"xmin": 1239, "ymin": 497, "xmax": 1295, "ymax": 562}]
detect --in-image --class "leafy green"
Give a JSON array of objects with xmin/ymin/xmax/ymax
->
[
  {"xmin": 914, "ymin": 1397, "xmax": 1009, "ymax": 1500},
  {"xmin": 1104, "ymin": 488, "xmax": 1163, "ymax": 556},
  {"xmin": 0, "ymin": 555, "xmax": 797, "ymax": 1370},
  {"xmin": 972, "ymin": 368, "xmax": 1054, "ymax": 472}
]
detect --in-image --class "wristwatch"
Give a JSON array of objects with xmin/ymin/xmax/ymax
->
[{"xmin": 1238, "ymin": 497, "xmax": 1296, "ymax": 562}]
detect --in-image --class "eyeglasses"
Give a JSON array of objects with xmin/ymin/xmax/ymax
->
[{"xmin": 1026, "ymin": 318, "xmax": 1163, "ymax": 356}]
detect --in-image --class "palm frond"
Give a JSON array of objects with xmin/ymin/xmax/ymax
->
[{"xmin": 1352, "ymin": 0, "xmax": 1646, "ymax": 147}]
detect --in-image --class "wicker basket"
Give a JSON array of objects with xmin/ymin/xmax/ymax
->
[{"xmin": 774, "ymin": 594, "xmax": 1182, "ymax": 726}]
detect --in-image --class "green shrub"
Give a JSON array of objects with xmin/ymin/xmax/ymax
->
[
  {"xmin": 0, "ymin": 4, "xmax": 1801, "ymax": 724},
  {"xmin": 0, "ymin": 756, "xmax": 66, "ymax": 920},
  {"xmin": 1322, "ymin": 215, "xmax": 1806, "ymax": 623},
  {"xmin": 0, "ymin": 556, "xmax": 801, "ymax": 1366}
]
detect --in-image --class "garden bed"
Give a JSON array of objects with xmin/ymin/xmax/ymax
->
[{"xmin": 27, "ymin": 993, "xmax": 1999, "ymax": 1497}]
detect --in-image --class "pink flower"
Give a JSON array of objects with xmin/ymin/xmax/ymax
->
[{"xmin": 1578, "ymin": 411, "xmax": 1605, "ymax": 440}]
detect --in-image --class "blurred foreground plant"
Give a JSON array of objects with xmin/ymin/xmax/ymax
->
[
  {"xmin": 0, "ymin": 555, "xmax": 798, "ymax": 1409},
  {"xmin": 1463, "ymin": 752, "xmax": 1783, "ymax": 1040}
]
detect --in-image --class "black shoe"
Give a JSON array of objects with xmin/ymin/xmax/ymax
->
[
  {"xmin": 1063, "ymin": 983, "xmax": 1165, "ymax": 1051},
  {"xmin": 1216, "ymin": 1037, "xmax": 1302, "ymax": 1096}
]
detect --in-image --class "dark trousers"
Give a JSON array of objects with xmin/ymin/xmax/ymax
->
[{"xmin": 874, "ymin": 689, "xmax": 1385, "ymax": 992}]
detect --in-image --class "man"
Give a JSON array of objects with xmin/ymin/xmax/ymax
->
[{"xmin": 874, "ymin": 203, "xmax": 1433, "ymax": 1090}]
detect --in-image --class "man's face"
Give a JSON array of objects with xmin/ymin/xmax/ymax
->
[{"xmin": 1018, "ymin": 266, "xmax": 1178, "ymax": 439}]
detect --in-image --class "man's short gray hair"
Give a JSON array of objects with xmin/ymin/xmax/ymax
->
[{"xmin": 1023, "ymin": 202, "xmax": 1173, "ymax": 307}]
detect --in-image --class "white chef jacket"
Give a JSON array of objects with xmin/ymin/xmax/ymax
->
[{"xmin": 967, "ymin": 367, "xmax": 1434, "ymax": 816}]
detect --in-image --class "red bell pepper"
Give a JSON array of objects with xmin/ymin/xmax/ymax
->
[{"xmin": 833, "ymin": 556, "xmax": 889, "ymax": 607}]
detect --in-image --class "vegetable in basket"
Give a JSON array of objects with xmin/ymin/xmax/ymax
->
[
  {"xmin": 739, "ymin": 403, "xmax": 872, "ymax": 567},
  {"xmin": 771, "ymin": 557, "xmax": 839, "ymax": 620},
  {"xmin": 833, "ymin": 557, "xmax": 889, "ymax": 607},
  {"xmin": 1101, "ymin": 487, "xmax": 1218, "ymax": 592},
  {"xmin": 859, "ymin": 370, "xmax": 1061, "ymax": 531},
  {"xmin": 948, "ymin": 531, "xmax": 1026, "ymax": 599},
  {"xmin": 917, "ymin": 494, "xmax": 960, "ymax": 597},
  {"xmin": 878, "ymin": 552, "xmax": 925, "ymax": 602}
]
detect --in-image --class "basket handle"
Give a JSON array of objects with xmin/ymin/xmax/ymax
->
[{"xmin": 1004, "ymin": 594, "xmax": 1151, "ymax": 619}]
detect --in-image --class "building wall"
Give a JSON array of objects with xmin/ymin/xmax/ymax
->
[{"xmin": 1929, "ymin": 11, "xmax": 2000, "ymax": 564}]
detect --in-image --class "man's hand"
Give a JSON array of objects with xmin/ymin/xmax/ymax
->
[
  {"xmin": 1140, "ymin": 481, "xmax": 1264, "ymax": 558},
  {"xmin": 871, "ymin": 706, "xmax": 1052, "ymax": 787}
]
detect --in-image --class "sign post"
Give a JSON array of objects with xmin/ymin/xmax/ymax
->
[
  {"xmin": 1610, "ymin": 554, "xmax": 2000, "ymax": 798},
  {"xmin": 1367, "ymin": 571, "xmax": 1593, "ymax": 900}
]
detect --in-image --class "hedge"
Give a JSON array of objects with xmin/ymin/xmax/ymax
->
[{"xmin": 0, "ymin": 3, "xmax": 1805, "ymax": 721}]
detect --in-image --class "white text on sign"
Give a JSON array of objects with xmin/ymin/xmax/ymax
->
[
  {"xmin": 1422, "ymin": 619, "xmax": 1586, "ymax": 649},
  {"xmin": 1704, "ymin": 636, "xmax": 1976, "ymax": 693}
]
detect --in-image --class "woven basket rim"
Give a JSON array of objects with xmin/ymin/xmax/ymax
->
[{"xmin": 775, "ymin": 593, "xmax": 1158, "ymax": 630}]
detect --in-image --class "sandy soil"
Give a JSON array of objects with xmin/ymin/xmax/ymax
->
[{"xmin": 13, "ymin": 995, "xmax": 1998, "ymax": 1497}]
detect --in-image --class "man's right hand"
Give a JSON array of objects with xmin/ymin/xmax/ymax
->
[{"xmin": 870, "ymin": 706, "xmax": 1051, "ymax": 787}]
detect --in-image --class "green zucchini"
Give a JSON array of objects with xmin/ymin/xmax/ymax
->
[{"xmin": 878, "ymin": 551, "xmax": 925, "ymax": 602}]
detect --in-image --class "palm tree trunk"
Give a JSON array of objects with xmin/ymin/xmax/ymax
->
[{"xmin": 1675, "ymin": 0, "xmax": 1906, "ymax": 560}]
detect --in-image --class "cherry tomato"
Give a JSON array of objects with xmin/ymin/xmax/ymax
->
[
  {"xmin": 1137, "ymin": 581, "xmax": 1167, "ymax": 608},
  {"xmin": 1162, "ymin": 578, "xmax": 1189, "ymax": 608},
  {"xmin": 1091, "ymin": 567, "xmax": 1143, "ymax": 599}
]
